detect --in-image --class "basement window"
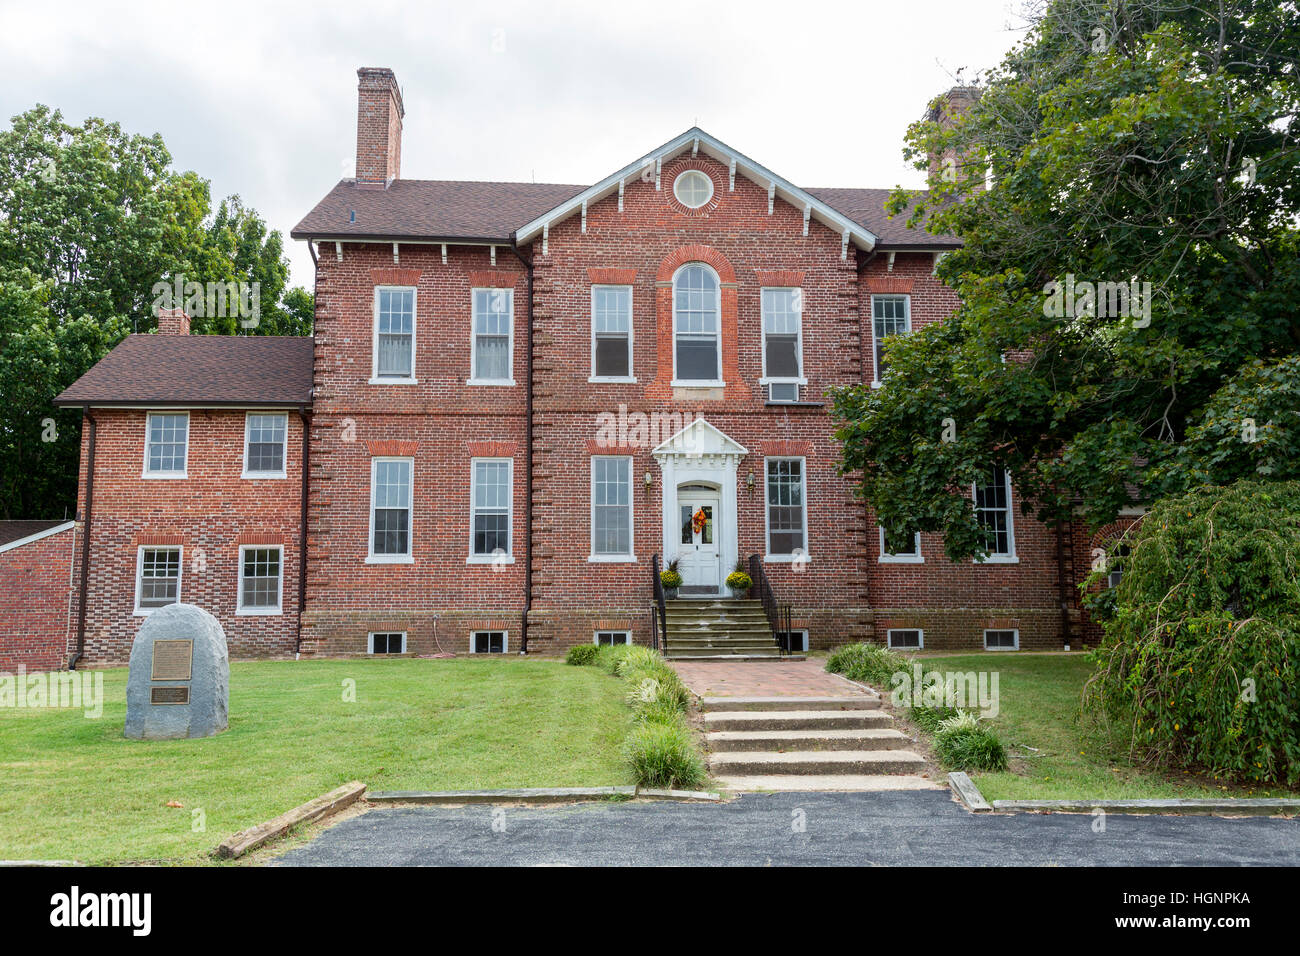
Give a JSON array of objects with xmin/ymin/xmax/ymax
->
[
  {"xmin": 984, "ymin": 629, "xmax": 1019, "ymax": 651},
  {"xmin": 471, "ymin": 631, "xmax": 508, "ymax": 654},
  {"xmin": 776, "ymin": 630, "xmax": 808, "ymax": 653},
  {"xmin": 887, "ymin": 629, "xmax": 923, "ymax": 649},
  {"xmin": 368, "ymin": 632, "xmax": 406, "ymax": 654},
  {"xmin": 594, "ymin": 631, "xmax": 632, "ymax": 646}
]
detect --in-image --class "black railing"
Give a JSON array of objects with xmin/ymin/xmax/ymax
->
[
  {"xmin": 651, "ymin": 553, "xmax": 668, "ymax": 654},
  {"xmin": 749, "ymin": 554, "xmax": 793, "ymax": 654}
]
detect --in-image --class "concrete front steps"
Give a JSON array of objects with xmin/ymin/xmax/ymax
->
[
  {"xmin": 700, "ymin": 695, "xmax": 938, "ymax": 792},
  {"xmin": 664, "ymin": 599, "xmax": 789, "ymax": 660}
]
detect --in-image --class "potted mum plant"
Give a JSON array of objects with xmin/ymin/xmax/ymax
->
[
  {"xmin": 725, "ymin": 557, "xmax": 752, "ymax": 598},
  {"xmin": 660, "ymin": 555, "xmax": 683, "ymax": 599}
]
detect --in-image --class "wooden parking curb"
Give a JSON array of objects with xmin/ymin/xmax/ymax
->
[
  {"xmin": 948, "ymin": 771, "xmax": 992, "ymax": 812},
  {"xmin": 216, "ymin": 781, "xmax": 366, "ymax": 858},
  {"xmin": 991, "ymin": 798, "xmax": 1300, "ymax": 816}
]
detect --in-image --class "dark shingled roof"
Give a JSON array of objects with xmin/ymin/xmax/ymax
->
[
  {"xmin": 54, "ymin": 335, "xmax": 315, "ymax": 407},
  {"xmin": 291, "ymin": 179, "xmax": 959, "ymax": 249},
  {"xmin": 291, "ymin": 179, "xmax": 587, "ymax": 241},
  {"xmin": 0, "ymin": 520, "xmax": 70, "ymax": 548}
]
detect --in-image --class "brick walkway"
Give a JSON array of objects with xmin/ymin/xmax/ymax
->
[{"xmin": 670, "ymin": 659, "xmax": 866, "ymax": 698}]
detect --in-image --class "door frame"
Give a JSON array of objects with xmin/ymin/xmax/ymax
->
[{"xmin": 676, "ymin": 485, "xmax": 722, "ymax": 593}]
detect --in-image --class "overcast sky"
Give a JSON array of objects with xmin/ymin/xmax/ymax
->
[{"xmin": 0, "ymin": 0, "xmax": 1027, "ymax": 289}]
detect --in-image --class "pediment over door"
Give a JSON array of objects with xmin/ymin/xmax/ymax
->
[{"xmin": 651, "ymin": 418, "xmax": 748, "ymax": 462}]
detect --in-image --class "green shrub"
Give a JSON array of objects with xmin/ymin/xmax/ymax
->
[
  {"xmin": 630, "ymin": 693, "xmax": 688, "ymax": 727},
  {"xmin": 1082, "ymin": 480, "xmax": 1300, "ymax": 785},
  {"xmin": 613, "ymin": 645, "xmax": 660, "ymax": 677},
  {"xmin": 565, "ymin": 644, "xmax": 601, "ymax": 666},
  {"xmin": 824, "ymin": 642, "xmax": 906, "ymax": 686},
  {"xmin": 934, "ymin": 724, "xmax": 1009, "ymax": 772},
  {"xmin": 594, "ymin": 644, "xmax": 634, "ymax": 675},
  {"xmin": 908, "ymin": 704, "xmax": 960, "ymax": 733},
  {"xmin": 622, "ymin": 721, "xmax": 707, "ymax": 789}
]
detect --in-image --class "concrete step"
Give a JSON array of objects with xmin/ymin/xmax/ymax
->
[
  {"xmin": 706, "ymin": 728, "xmax": 910, "ymax": 752},
  {"xmin": 699, "ymin": 696, "xmax": 879, "ymax": 713},
  {"xmin": 702, "ymin": 710, "xmax": 894, "ymax": 731},
  {"xmin": 665, "ymin": 639, "xmax": 779, "ymax": 649},
  {"xmin": 665, "ymin": 653, "xmax": 795, "ymax": 662},
  {"xmin": 713, "ymin": 774, "xmax": 942, "ymax": 792},
  {"xmin": 708, "ymin": 749, "xmax": 927, "ymax": 775}
]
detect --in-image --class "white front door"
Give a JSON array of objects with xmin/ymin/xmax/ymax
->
[{"xmin": 677, "ymin": 490, "xmax": 721, "ymax": 593}]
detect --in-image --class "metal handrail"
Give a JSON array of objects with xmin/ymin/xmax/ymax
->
[
  {"xmin": 651, "ymin": 553, "xmax": 668, "ymax": 654},
  {"xmin": 748, "ymin": 554, "xmax": 793, "ymax": 654}
]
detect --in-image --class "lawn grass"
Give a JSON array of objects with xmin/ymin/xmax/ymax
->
[
  {"xmin": 920, "ymin": 652, "xmax": 1299, "ymax": 801},
  {"xmin": 0, "ymin": 657, "xmax": 630, "ymax": 864}
]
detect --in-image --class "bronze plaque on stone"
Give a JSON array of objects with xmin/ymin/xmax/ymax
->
[
  {"xmin": 150, "ymin": 685, "xmax": 190, "ymax": 705},
  {"xmin": 151, "ymin": 640, "xmax": 194, "ymax": 681}
]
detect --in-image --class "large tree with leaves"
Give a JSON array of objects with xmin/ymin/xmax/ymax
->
[
  {"xmin": 833, "ymin": 0, "xmax": 1300, "ymax": 559},
  {"xmin": 0, "ymin": 106, "xmax": 313, "ymax": 519}
]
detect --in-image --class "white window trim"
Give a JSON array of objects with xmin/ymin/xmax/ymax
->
[
  {"xmin": 673, "ymin": 169, "xmax": 714, "ymax": 208},
  {"xmin": 870, "ymin": 293, "xmax": 911, "ymax": 387},
  {"xmin": 367, "ymin": 631, "xmax": 407, "ymax": 654},
  {"xmin": 763, "ymin": 456, "xmax": 810, "ymax": 563},
  {"xmin": 236, "ymin": 544, "xmax": 284, "ymax": 616},
  {"xmin": 972, "ymin": 467, "xmax": 1018, "ymax": 564},
  {"xmin": 141, "ymin": 411, "xmax": 189, "ymax": 479},
  {"xmin": 133, "ymin": 545, "xmax": 183, "ymax": 617},
  {"xmin": 588, "ymin": 284, "xmax": 636, "ymax": 383},
  {"xmin": 758, "ymin": 286, "xmax": 806, "ymax": 386},
  {"xmin": 467, "ymin": 457, "xmax": 515, "ymax": 564},
  {"xmin": 887, "ymin": 628, "xmax": 925, "ymax": 650},
  {"xmin": 370, "ymin": 285, "xmax": 418, "ymax": 385},
  {"xmin": 241, "ymin": 412, "xmax": 288, "ymax": 479},
  {"xmin": 592, "ymin": 630, "xmax": 632, "ymax": 646},
  {"xmin": 878, "ymin": 528, "xmax": 924, "ymax": 564},
  {"xmin": 467, "ymin": 287, "xmax": 516, "ymax": 386},
  {"xmin": 670, "ymin": 263, "xmax": 724, "ymax": 387},
  {"xmin": 589, "ymin": 455, "xmax": 636, "ymax": 562},
  {"xmin": 367, "ymin": 456, "xmax": 414, "ymax": 564},
  {"xmin": 983, "ymin": 628, "xmax": 1020, "ymax": 651},
  {"xmin": 469, "ymin": 630, "xmax": 509, "ymax": 653}
]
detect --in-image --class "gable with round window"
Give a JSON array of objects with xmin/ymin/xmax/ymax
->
[{"xmin": 673, "ymin": 170, "xmax": 714, "ymax": 209}]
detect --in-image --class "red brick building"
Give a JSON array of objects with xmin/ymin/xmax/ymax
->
[{"xmin": 37, "ymin": 67, "xmax": 1120, "ymax": 666}]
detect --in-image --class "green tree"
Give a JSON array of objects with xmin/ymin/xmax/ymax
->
[
  {"xmin": 832, "ymin": 0, "xmax": 1300, "ymax": 559},
  {"xmin": 0, "ymin": 105, "xmax": 312, "ymax": 519}
]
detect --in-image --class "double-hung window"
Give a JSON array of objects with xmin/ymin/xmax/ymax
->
[
  {"xmin": 373, "ymin": 286, "xmax": 416, "ymax": 382},
  {"xmin": 591, "ymin": 285, "xmax": 633, "ymax": 380},
  {"xmin": 871, "ymin": 294, "xmax": 910, "ymax": 384},
  {"xmin": 974, "ymin": 466, "xmax": 1016, "ymax": 561},
  {"xmin": 471, "ymin": 288, "xmax": 513, "ymax": 384},
  {"xmin": 135, "ymin": 546, "xmax": 181, "ymax": 614},
  {"xmin": 238, "ymin": 545, "xmax": 283, "ymax": 614},
  {"xmin": 672, "ymin": 264, "xmax": 721, "ymax": 384},
  {"xmin": 765, "ymin": 458, "xmax": 807, "ymax": 560},
  {"xmin": 143, "ymin": 412, "xmax": 188, "ymax": 477},
  {"xmin": 761, "ymin": 287, "xmax": 803, "ymax": 402},
  {"xmin": 369, "ymin": 458, "xmax": 413, "ymax": 562},
  {"xmin": 243, "ymin": 412, "xmax": 287, "ymax": 477},
  {"xmin": 591, "ymin": 456, "xmax": 633, "ymax": 560},
  {"xmin": 470, "ymin": 458, "xmax": 512, "ymax": 561}
]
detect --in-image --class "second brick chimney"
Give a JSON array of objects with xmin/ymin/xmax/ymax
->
[
  {"xmin": 157, "ymin": 308, "xmax": 190, "ymax": 335},
  {"xmin": 927, "ymin": 86, "xmax": 983, "ymax": 187},
  {"xmin": 356, "ymin": 67, "xmax": 404, "ymax": 187}
]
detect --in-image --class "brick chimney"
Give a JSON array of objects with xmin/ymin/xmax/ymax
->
[
  {"xmin": 157, "ymin": 308, "xmax": 190, "ymax": 335},
  {"xmin": 927, "ymin": 86, "xmax": 983, "ymax": 186},
  {"xmin": 356, "ymin": 67, "xmax": 404, "ymax": 187}
]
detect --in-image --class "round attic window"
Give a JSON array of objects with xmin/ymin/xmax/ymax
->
[{"xmin": 673, "ymin": 170, "xmax": 714, "ymax": 208}]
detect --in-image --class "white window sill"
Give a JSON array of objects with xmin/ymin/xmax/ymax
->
[
  {"xmin": 588, "ymin": 554, "xmax": 637, "ymax": 563},
  {"xmin": 366, "ymin": 555, "xmax": 414, "ymax": 565},
  {"xmin": 369, "ymin": 376, "xmax": 418, "ymax": 385},
  {"xmin": 236, "ymin": 607, "xmax": 283, "ymax": 617},
  {"xmin": 466, "ymin": 378, "xmax": 516, "ymax": 387},
  {"xmin": 764, "ymin": 554, "xmax": 812, "ymax": 564},
  {"xmin": 588, "ymin": 376, "xmax": 638, "ymax": 384},
  {"xmin": 983, "ymin": 645, "xmax": 1020, "ymax": 652},
  {"xmin": 241, "ymin": 471, "xmax": 287, "ymax": 480},
  {"xmin": 670, "ymin": 380, "xmax": 726, "ymax": 389},
  {"xmin": 759, "ymin": 376, "xmax": 807, "ymax": 386},
  {"xmin": 141, "ymin": 472, "xmax": 187, "ymax": 479},
  {"xmin": 467, "ymin": 555, "xmax": 515, "ymax": 565},
  {"xmin": 975, "ymin": 555, "xmax": 1019, "ymax": 565},
  {"xmin": 879, "ymin": 555, "xmax": 924, "ymax": 564}
]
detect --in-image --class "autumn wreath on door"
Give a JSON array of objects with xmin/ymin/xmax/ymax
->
[{"xmin": 691, "ymin": 508, "xmax": 708, "ymax": 535}]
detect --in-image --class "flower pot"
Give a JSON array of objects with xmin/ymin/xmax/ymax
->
[{"xmin": 665, "ymin": 587, "xmax": 679, "ymax": 600}]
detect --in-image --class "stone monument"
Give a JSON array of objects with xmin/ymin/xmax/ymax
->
[{"xmin": 124, "ymin": 603, "xmax": 229, "ymax": 740}]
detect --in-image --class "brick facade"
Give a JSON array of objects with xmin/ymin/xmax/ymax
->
[{"xmin": 0, "ymin": 525, "xmax": 76, "ymax": 670}]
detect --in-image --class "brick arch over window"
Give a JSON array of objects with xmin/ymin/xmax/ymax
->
[{"xmin": 654, "ymin": 245, "xmax": 742, "ymax": 397}]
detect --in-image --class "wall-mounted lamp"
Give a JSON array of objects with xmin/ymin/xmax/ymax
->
[
  {"xmin": 746, "ymin": 470, "xmax": 755, "ymax": 491},
  {"xmin": 644, "ymin": 471, "xmax": 654, "ymax": 489}
]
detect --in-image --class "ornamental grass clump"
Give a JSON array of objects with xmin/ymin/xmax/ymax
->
[
  {"xmin": 824, "ymin": 642, "xmax": 907, "ymax": 687},
  {"xmin": 1082, "ymin": 481, "xmax": 1300, "ymax": 786},
  {"xmin": 933, "ymin": 720, "xmax": 1009, "ymax": 772}
]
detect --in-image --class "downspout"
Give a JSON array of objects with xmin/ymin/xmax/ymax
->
[
  {"xmin": 509, "ymin": 239, "xmax": 534, "ymax": 654},
  {"xmin": 70, "ymin": 408, "xmax": 96, "ymax": 670},
  {"xmin": 295, "ymin": 405, "xmax": 312, "ymax": 657}
]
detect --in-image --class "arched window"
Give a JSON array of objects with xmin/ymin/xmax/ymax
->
[{"xmin": 672, "ymin": 264, "xmax": 721, "ymax": 384}]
